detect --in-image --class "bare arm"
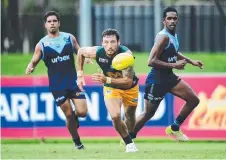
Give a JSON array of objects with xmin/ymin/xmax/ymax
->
[
  {"xmin": 77, "ymin": 46, "xmax": 98, "ymax": 71},
  {"xmin": 25, "ymin": 43, "xmax": 42, "ymax": 75},
  {"xmin": 148, "ymin": 34, "xmax": 187, "ymax": 70},
  {"xmin": 71, "ymin": 35, "xmax": 80, "ymax": 53},
  {"xmin": 148, "ymin": 34, "xmax": 175, "ymax": 69},
  {"xmin": 110, "ymin": 66, "xmax": 134, "ymax": 88},
  {"xmin": 92, "ymin": 66, "xmax": 135, "ymax": 89},
  {"xmin": 177, "ymin": 52, "xmax": 193, "ymax": 63},
  {"xmin": 177, "ymin": 52, "xmax": 204, "ymax": 69}
]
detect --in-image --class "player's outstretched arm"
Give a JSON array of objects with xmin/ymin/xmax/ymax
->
[
  {"xmin": 25, "ymin": 43, "xmax": 42, "ymax": 75},
  {"xmin": 177, "ymin": 52, "xmax": 204, "ymax": 69},
  {"xmin": 92, "ymin": 66, "xmax": 134, "ymax": 89},
  {"xmin": 76, "ymin": 46, "xmax": 98, "ymax": 91},
  {"xmin": 148, "ymin": 34, "xmax": 186, "ymax": 70},
  {"xmin": 71, "ymin": 34, "xmax": 93, "ymax": 64},
  {"xmin": 77, "ymin": 46, "xmax": 98, "ymax": 71}
]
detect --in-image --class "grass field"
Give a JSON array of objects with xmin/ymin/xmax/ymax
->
[
  {"xmin": 2, "ymin": 139, "xmax": 226, "ymax": 159},
  {"xmin": 1, "ymin": 52, "xmax": 226, "ymax": 75}
]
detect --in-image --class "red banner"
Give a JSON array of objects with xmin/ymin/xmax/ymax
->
[{"xmin": 175, "ymin": 75, "xmax": 226, "ymax": 132}]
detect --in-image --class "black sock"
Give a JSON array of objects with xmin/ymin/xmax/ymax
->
[
  {"xmin": 171, "ymin": 115, "xmax": 186, "ymax": 131},
  {"xmin": 73, "ymin": 137, "xmax": 82, "ymax": 146},
  {"xmin": 123, "ymin": 135, "xmax": 133, "ymax": 145},
  {"xmin": 129, "ymin": 132, "xmax": 136, "ymax": 139}
]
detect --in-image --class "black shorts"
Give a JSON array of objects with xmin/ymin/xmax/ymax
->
[
  {"xmin": 52, "ymin": 88, "xmax": 86, "ymax": 106},
  {"xmin": 144, "ymin": 74, "xmax": 181, "ymax": 104}
]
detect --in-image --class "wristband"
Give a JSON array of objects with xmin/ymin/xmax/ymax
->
[
  {"xmin": 77, "ymin": 70, "xmax": 83, "ymax": 77},
  {"xmin": 106, "ymin": 77, "xmax": 112, "ymax": 84}
]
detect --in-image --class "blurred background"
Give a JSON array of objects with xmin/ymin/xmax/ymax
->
[
  {"xmin": 1, "ymin": 0, "xmax": 226, "ymax": 159},
  {"xmin": 1, "ymin": 0, "xmax": 226, "ymax": 53}
]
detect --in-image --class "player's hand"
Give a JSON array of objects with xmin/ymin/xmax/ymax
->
[
  {"xmin": 84, "ymin": 58, "xmax": 93, "ymax": 64},
  {"xmin": 92, "ymin": 73, "xmax": 106, "ymax": 84},
  {"xmin": 174, "ymin": 59, "xmax": 187, "ymax": 70},
  {"xmin": 25, "ymin": 64, "xmax": 35, "ymax": 75},
  {"xmin": 191, "ymin": 60, "xmax": 204, "ymax": 69},
  {"xmin": 77, "ymin": 76, "xmax": 86, "ymax": 91}
]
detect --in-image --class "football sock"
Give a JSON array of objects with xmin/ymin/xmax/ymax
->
[
  {"xmin": 73, "ymin": 136, "xmax": 82, "ymax": 146},
  {"xmin": 129, "ymin": 132, "xmax": 136, "ymax": 139},
  {"xmin": 171, "ymin": 115, "xmax": 186, "ymax": 131},
  {"xmin": 123, "ymin": 135, "xmax": 133, "ymax": 145}
]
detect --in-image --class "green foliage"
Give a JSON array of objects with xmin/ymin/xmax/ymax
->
[{"xmin": 1, "ymin": 52, "xmax": 226, "ymax": 76}]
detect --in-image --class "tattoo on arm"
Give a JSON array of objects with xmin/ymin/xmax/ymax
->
[{"xmin": 122, "ymin": 66, "xmax": 134, "ymax": 79}]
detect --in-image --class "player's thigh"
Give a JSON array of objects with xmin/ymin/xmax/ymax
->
[
  {"xmin": 122, "ymin": 84, "xmax": 139, "ymax": 107},
  {"xmin": 144, "ymin": 83, "xmax": 166, "ymax": 105},
  {"xmin": 59, "ymin": 99, "xmax": 73, "ymax": 117},
  {"xmin": 71, "ymin": 98, "xmax": 87, "ymax": 116},
  {"xmin": 170, "ymin": 79, "xmax": 197, "ymax": 101},
  {"xmin": 104, "ymin": 86, "xmax": 123, "ymax": 118},
  {"xmin": 144, "ymin": 83, "xmax": 167, "ymax": 114},
  {"xmin": 124, "ymin": 106, "xmax": 136, "ymax": 120},
  {"xmin": 144, "ymin": 99, "xmax": 159, "ymax": 115},
  {"xmin": 105, "ymin": 98, "xmax": 123, "ymax": 119},
  {"xmin": 69, "ymin": 88, "xmax": 87, "ymax": 115}
]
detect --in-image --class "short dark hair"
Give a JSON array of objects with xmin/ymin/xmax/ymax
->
[
  {"xmin": 44, "ymin": 11, "xmax": 60, "ymax": 22},
  {"xmin": 163, "ymin": 7, "xmax": 178, "ymax": 19},
  {"xmin": 102, "ymin": 28, "xmax": 120, "ymax": 41}
]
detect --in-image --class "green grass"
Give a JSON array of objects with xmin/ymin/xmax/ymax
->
[
  {"xmin": 2, "ymin": 138, "xmax": 226, "ymax": 159},
  {"xmin": 1, "ymin": 52, "xmax": 226, "ymax": 76}
]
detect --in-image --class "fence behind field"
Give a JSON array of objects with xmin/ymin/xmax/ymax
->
[{"xmin": 1, "ymin": 1, "xmax": 226, "ymax": 53}]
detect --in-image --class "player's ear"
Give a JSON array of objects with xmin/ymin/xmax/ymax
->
[
  {"xmin": 162, "ymin": 18, "xmax": 166, "ymax": 25},
  {"xmin": 118, "ymin": 39, "xmax": 121, "ymax": 45},
  {"xmin": 44, "ymin": 22, "xmax": 47, "ymax": 29},
  {"xmin": 58, "ymin": 21, "xmax": 61, "ymax": 27}
]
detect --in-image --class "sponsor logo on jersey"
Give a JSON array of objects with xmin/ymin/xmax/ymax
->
[
  {"xmin": 56, "ymin": 96, "xmax": 65, "ymax": 102},
  {"xmin": 44, "ymin": 42, "xmax": 52, "ymax": 47},
  {"xmin": 99, "ymin": 58, "xmax": 108, "ymax": 63},
  {"xmin": 168, "ymin": 55, "xmax": 177, "ymax": 62},
  {"xmin": 51, "ymin": 55, "xmax": 70, "ymax": 63},
  {"xmin": 147, "ymin": 93, "xmax": 163, "ymax": 101}
]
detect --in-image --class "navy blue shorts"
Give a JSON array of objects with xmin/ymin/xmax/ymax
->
[
  {"xmin": 144, "ymin": 74, "xmax": 181, "ymax": 104},
  {"xmin": 52, "ymin": 88, "xmax": 86, "ymax": 106}
]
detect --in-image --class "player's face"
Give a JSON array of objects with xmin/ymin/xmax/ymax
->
[
  {"xmin": 45, "ymin": 15, "xmax": 60, "ymax": 34},
  {"xmin": 164, "ymin": 12, "xmax": 178, "ymax": 33},
  {"xmin": 102, "ymin": 35, "xmax": 120, "ymax": 56}
]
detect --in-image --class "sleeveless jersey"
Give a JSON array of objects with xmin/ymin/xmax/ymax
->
[
  {"xmin": 96, "ymin": 45, "xmax": 139, "ymax": 89},
  {"xmin": 146, "ymin": 28, "xmax": 179, "ymax": 84},
  {"xmin": 39, "ymin": 32, "xmax": 77, "ymax": 91}
]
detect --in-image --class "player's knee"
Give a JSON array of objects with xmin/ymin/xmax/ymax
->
[
  {"xmin": 65, "ymin": 112, "xmax": 73, "ymax": 120},
  {"xmin": 76, "ymin": 110, "xmax": 87, "ymax": 118},
  {"xmin": 192, "ymin": 96, "xmax": 200, "ymax": 107},
  {"xmin": 111, "ymin": 113, "xmax": 121, "ymax": 122},
  {"xmin": 145, "ymin": 111, "xmax": 155, "ymax": 119},
  {"xmin": 188, "ymin": 96, "xmax": 200, "ymax": 108}
]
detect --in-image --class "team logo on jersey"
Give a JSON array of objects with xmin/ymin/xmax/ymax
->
[
  {"xmin": 105, "ymin": 90, "xmax": 112, "ymax": 94},
  {"xmin": 51, "ymin": 55, "xmax": 70, "ymax": 63},
  {"xmin": 132, "ymin": 98, "xmax": 138, "ymax": 102},
  {"xmin": 99, "ymin": 58, "xmax": 108, "ymax": 63},
  {"xmin": 63, "ymin": 37, "xmax": 70, "ymax": 43},
  {"xmin": 56, "ymin": 44, "xmax": 60, "ymax": 48}
]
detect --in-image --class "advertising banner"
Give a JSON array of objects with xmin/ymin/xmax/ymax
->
[{"xmin": 1, "ymin": 75, "xmax": 226, "ymax": 139}]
